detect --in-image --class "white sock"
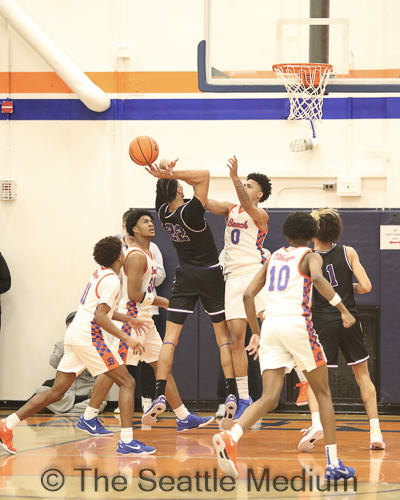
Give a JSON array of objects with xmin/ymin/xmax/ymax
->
[
  {"xmin": 83, "ymin": 406, "xmax": 99, "ymax": 421},
  {"xmin": 5, "ymin": 413, "xmax": 20, "ymax": 431},
  {"xmin": 294, "ymin": 365, "xmax": 307, "ymax": 383},
  {"xmin": 312, "ymin": 412, "xmax": 321, "ymax": 427},
  {"xmin": 370, "ymin": 418, "xmax": 380, "ymax": 432},
  {"xmin": 325, "ymin": 444, "xmax": 340, "ymax": 467},
  {"xmin": 230, "ymin": 424, "xmax": 244, "ymax": 443},
  {"xmin": 174, "ymin": 404, "xmax": 190, "ymax": 420},
  {"xmin": 120, "ymin": 427, "xmax": 133, "ymax": 444},
  {"xmin": 236, "ymin": 376, "xmax": 249, "ymax": 400}
]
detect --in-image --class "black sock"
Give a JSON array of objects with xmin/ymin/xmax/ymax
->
[
  {"xmin": 155, "ymin": 380, "xmax": 167, "ymax": 398},
  {"xmin": 225, "ymin": 378, "xmax": 237, "ymax": 398},
  {"xmin": 74, "ymin": 395, "xmax": 89, "ymax": 404}
]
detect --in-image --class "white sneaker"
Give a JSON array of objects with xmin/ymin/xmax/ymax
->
[
  {"xmin": 114, "ymin": 407, "xmax": 120, "ymax": 414},
  {"xmin": 99, "ymin": 401, "xmax": 107, "ymax": 413},
  {"xmin": 370, "ymin": 429, "xmax": 385, "ymax": 450},
  {"xmin": 215, "ymin": 404, "xmax": 226, "ymax": 418},
  {"xmin": 298, "ymin": 423, "xmax": 324, "ymax": 452},
  {"xmin": 142, "ymin": 397, "xmax": 153, "ymax": 414}
]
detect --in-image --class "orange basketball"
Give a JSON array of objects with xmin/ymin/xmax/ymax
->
[{"xmin": 129, "ymin": 136, "xmax": 159, "ymax": 166}]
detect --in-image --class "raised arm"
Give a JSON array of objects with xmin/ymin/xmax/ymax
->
[
  {"xmin": 345, "ymin": 246, "xmax": 372, "ymax": 294},
  {"xmin": 204, "ymin": 199, "xmax": 234, "ymax": 217},
  {"xmin": 146, "ymin": 161, "xmax": 210, "ymax": 206},
  {"xmin": 227, "ymin": 156, "xmax": 269, "ymax": 230}
]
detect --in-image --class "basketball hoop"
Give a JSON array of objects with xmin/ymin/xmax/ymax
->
[{"xmin": 273, "ymin": 63, "xmax": 333, "ymax": 121}]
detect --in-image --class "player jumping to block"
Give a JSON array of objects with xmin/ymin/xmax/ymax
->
[
  {"xmin": 213, "ymin": 212, "xmax": 356, "ymax": 482},
  {"xmin": 205, "ymin": 156, "xmax": 271, "ymax": 425},
  {"xmin": 0, "ymin": 237, "xmax": 155, "ymax": 456},
  {"xmin": 143, "ymin": 159, "xmax": 237, "ymax": 430}
]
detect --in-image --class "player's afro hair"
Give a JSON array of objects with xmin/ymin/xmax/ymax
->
[
  {"xmin": 156, "ymin": 178, "xmax": 179, "ymax": 204},
  {"xmin": 126, "ymin": 209, "xmax": 154, "ymax": 237},
  {"xmin": 282, "ymin": 212, "xmax": 318, "ymax": 241},
  {"xmin": 247, "ymin": 173, "xmax": 272, "ymax": 203},
  {"xmin": 93, "ymin": 236, "xmax": 122, "ymax": 268},
  {"xmin": 310, "ymin": 208, "xmax": 343, "ymax": 244}
]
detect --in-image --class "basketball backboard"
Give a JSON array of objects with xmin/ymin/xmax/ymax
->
[{"xmin": 198, "ymin": 0, "xmax": 400, "ymax": 93}]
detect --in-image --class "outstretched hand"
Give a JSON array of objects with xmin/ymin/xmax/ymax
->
[
  {"xmin": 145, "ymin": 159, "xmax": 179, "ymax": 178},
  {"xmin": 227, "ymin": 156, "xmax": 239, "ymax": 177},
  {"xmin": 126, "ymin": 317, "xmax": 150, "ymax": 336}
]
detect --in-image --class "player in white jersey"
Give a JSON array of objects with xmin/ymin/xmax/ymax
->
[
  {"xmin": 0, "ymin": 237, "xmax": 156, "ymax": 456},
  {"xmin": 213, "ymin": 212, "xmax": 357, "ymax": 482},
  {"xmin": 85, "ymin": 210, "xmax": 213, "ymax": 432},
  {"xmin": 205, "ymin": 156, "xmax": 272, "ymax": 422}
]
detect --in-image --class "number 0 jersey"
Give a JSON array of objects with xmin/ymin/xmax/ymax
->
[
  {"xmin": 64, "ymin": 267, "xmax": 120, "ymax": 346},
  {"xmin": 264, "ymin": 247, "xmax": 312, "ymax": 317},
  {"xmin": 119, "ymin": 246, "xmax": 157, "ymax": 322},
  {"xmin": 224, "ymin": 205, "xmax": 268, "ymax": 278}
]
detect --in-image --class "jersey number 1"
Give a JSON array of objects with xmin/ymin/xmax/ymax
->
[{"xmin": 326, "ymin": 264, "xmax": 338, "ymax": 287}]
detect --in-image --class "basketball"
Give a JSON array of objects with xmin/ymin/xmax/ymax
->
[{"xmin": 129, "ymin": 136, "xmax": 159, "ymax": 166}]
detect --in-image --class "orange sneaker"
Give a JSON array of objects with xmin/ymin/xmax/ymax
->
[
  {"xmin": 0, "ymin": 419, "xmax": 17, "ymax": 455},
  {"xmin": 295, "ymin": 381, "xmax": 309, "ymax": 406},
  {"xmin": 213, "ymin": 431, "xmax": 239, "ymax": 478}
]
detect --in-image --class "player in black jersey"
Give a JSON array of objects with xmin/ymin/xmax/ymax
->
[
  {"xmin": 298, "ymin": 208, "xmax": 385, "ymax": 452},
  {"xmin": 142, "ymin": 159, "xmax": 237, "ymax": 431}
]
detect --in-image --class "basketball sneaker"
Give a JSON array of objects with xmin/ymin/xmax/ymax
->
[
  {"xmin": 76, "ymin": 415, "xmax": 113, "ymax": 437},
  {"xmin": 370, "ymin": 429, "xmax": 385, "ymax": 450},
  {"xmin": 220, "ymin": 395, "xmax": 237, "ymax": 430},
  {"xmin": 213, "ymin": 430, "xmax": 239, "ymax": 479},
  {"xmin": 142, "ymin": 397, "xmax": 153, "ymax": 414},
  {"xmin": 298, "ymin": 423, "xmax": 324, "ymax": 452},
  {"xmin": 233, "ymin": 397, "xmax": 253, "ymax": 421},
  {"xmin": 176, "ymin": 413, "xmax": 214, "ymax": 432},
  {"xmin": 295, "ymin": 381, "xmax": 309, "ymax": 406},
  {"xmin": 117, "ymin": 439, "xmax": 156, "ymax": 456},
  {"xmin": 142, "ymin": 395, "xmax": 166, "ymax": 426},
  {"xmin": 0, "ymin": 420, "xmax": 16, "ymax": 455},
  {"xmin": 325, "ymin": 459, "xmax": 356, "ymax": 481}
]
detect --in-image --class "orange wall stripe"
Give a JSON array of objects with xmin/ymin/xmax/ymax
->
[{"xmin": 0, "ymin": 71, "xmax": 201, "ymax": 94}]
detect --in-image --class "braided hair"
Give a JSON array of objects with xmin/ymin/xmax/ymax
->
[{"xmin": 156, "ymin": 178, "xmax": 179, "ymax": 204}]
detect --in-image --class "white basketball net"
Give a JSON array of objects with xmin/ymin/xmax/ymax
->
[{"xmin": 273, "ymin": 64, "xmax": 333, "ymax": 121}]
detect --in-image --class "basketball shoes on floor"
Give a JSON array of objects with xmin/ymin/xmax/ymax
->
[
  {"xmin": 213, "ymin": 430, "xmax": 239, "ymax": 479},
  {"xmin": 76, "ymin": 416, "xmax": 113, "ymax": 437},
  {"xmin": 0, "ymin": 420, "xmax": 16, "ymax": 455},
  {"xmin": 177, "ymin": 413, "xmax": 214, "ymax": 432},
  {"xmin": 215, "ymin": 404, "xmax": 226, "ymax": 418},
  {"xmin": 325, "ymin": 459, "xmax": 356, "ymax": 481},
  {"xmin": 370, "ymin": 429, "xmax": 385, "ymax": 450}
]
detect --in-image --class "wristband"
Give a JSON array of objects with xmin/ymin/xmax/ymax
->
[
  {"xmin": 329, "ymin": 293, "xmax": 342, "ymax": 307},
  {"xmin": 141, "ymin": 292, "xmax": 155, "ymax": 306}
]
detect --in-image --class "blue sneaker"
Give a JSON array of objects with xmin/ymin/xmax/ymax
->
[
  {"xmin": 117, "ymin": 439, "xmax": 156, "ymax": 456},
  {"xmin": 142, "ymin": 395, "xmax": 167, "ymax": 426},
  {"xmin": 325, "ymin": 460, "xmax": 356, "ymax": 481},
  {"xmin": 76, "ymin": 415, "xmax": 113, "ymax": 437},
  {"xmin": 177, "ymin": 413, "xmax": 214, "ymax": 432},
  {"xmin": 233, "ymin": 397, "xmax": 253, "ymax": 421}
]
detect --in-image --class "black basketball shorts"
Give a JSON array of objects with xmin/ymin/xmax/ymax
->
[
  {"xmin": 312, "ymin": 314, "xmax": 369, "ymax": 367},
  {"xmin": 167, "ymin": 264, "xmax": 225, "ymax": 325}
]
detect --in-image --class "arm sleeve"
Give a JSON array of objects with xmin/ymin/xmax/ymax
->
[
  {"xmin": 150, "ymin": 243, "xmax": 166, "ymax": 287},
  {"xmin": 0, "ymin": 253, "xmax": 11, "ymax": 295},
  {"xmin": 180, "ymin": 197, "xmax": 207, "ymax": 231},
  {"xmin": 97, "ymin": 275, "xmax": 121, "ymax": 308},
  {"xmin": 49, "ymin": 341, "xmax": 64, "ymax": 369}
]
